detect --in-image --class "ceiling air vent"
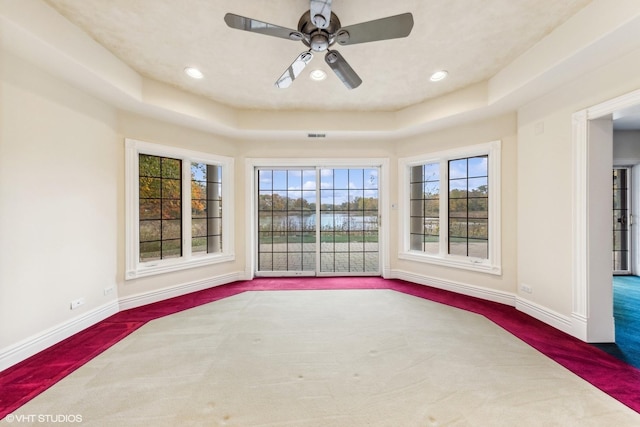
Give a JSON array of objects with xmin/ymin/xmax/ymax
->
[{"xmin": 307, "ymin": 133, "xmax": 327, "ymax": 138}]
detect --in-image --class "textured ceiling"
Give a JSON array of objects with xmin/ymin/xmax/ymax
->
[{"xmin": 44, "ymin": 0, "xmax": 592, "ymax": 113}]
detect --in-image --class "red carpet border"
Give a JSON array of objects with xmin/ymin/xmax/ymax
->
[{"xmin": 1, "ymin": 277, "xmax": 639, "ymax": 418}]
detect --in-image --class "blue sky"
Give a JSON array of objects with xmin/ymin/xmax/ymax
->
[
  {"xmin": 449, "ymin": 157, "xmax": 488, "ymax": 179},
  {"xmin": 449, "ymin": 157, "xmax": 488, "ymax": 194},
  {"xmin": 190, "ymin": 163, "xmax": 221, "ymax": 182},
  {"xmin": 259, "ymin": 169, "xmax": 379, "ymax": 205}
]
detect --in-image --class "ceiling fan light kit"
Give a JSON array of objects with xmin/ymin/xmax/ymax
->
[
  {"xmin": 310, "ymin": 69, "xmax": 327, "ymax": 81},
  {"xmin": 224, "ymin": 0, "xmax": 413, "ymax": 90}
]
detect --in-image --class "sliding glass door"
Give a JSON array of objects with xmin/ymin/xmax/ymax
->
[
  {"xmin": 256, "ymin": 167, "xmax": 379, "ymax": 276},
  {"xmin": 257, "ymin": 169, "xmax": 317, "ymax": 274},
  {"xmin": 319, "ymin": 168, "xmax": 379, "ymax": 273}
]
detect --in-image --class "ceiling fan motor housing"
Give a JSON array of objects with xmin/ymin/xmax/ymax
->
[{"xmin": 299, "ymin": 11, "xmax": 341, "ymax": 52}]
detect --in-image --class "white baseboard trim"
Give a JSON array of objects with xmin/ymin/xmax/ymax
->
[
  {"xmin": 571, "ymin": 312, "xmax": 589, "ymax": 341},
  {"xmin": 118, "ymin": 271, "xmax": 245, "ymax": 311},
  {"xmin": 516, "ymin": 297, "xmax": 573, "ymax": 335},
  {"xmin": 390, "ymin": 269, "xmax": 578, "ymax": 337},
  {"xmin": 0, "ymin": 300, "xmax": 119, "ymax": 372},
  {"xmin": 389, "ymin": 269, "xmax": 516, "ymax": 306},
  {"xmin": 1, "ymin": 271, "xmax": 579, "ymax": 373},
  {"xmin": 569, "ymin": 312, "xmax": 616, "ymax": 343},
  {"xmin": 1, "ymin": 272, "xmax": 245, "ymax": 372}
]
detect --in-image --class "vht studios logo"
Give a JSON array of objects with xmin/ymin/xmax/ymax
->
[{"xmin": 5, "ymin": 413, "xmax": 83, "ymax": 423}]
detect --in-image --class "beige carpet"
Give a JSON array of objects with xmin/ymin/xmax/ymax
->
[{"xmin": 5, "ymin": 290, "xmax": 640, "ymax": 426}]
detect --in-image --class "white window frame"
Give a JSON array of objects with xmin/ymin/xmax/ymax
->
[
  {"xmin": 398, "ymin": 140, "xmax": 501, "ymax": 275},
  {"xmin": 125, "ymin": 138, "xmax": 234, "ymax": 279}
]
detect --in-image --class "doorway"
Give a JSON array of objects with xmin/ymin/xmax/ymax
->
[
  {"xmin": 573, "ymin": 90, "xmax": 640, "ymax": 343},
  {"xmin": 255, "ymin": 167, "xmax": 380, "ymax": 276},
  {"xmin": 613, "ymin": 167, "xmax": 631, "ymax": 275}
]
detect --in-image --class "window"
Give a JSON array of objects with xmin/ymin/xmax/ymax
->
[
  {"xmin": 126, "ymin": 139, "xmax": 234, "ymax": 279},
  {"xmin": 410, "ymin": 162, "xmax": 440, "ymax": 254},
  {"xmin": 139, "ymin": 154, "xmax": 183, "ymax": 261},
  {"xmin": 448, "ymin": 156, "xmax": 489, "ymax": 258},
  {"xmin": 191, "ymin": 163, "xmax": 223, "ymax": 256},
  {"xmin": 400, "ymin": 141, "xmax": 501, "ymax": 275}
]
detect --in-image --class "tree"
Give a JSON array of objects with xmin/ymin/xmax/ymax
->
[{"xmin": 139, "ymin": 154, "xmax": 181, "ymax": 220}]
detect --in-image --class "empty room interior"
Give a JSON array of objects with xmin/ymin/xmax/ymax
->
[{"xmin": 3, "ymin": 0, "xmax": 640, "ymax": 424}]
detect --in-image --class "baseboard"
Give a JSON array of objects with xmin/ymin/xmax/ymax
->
[
  {"xmin": 389, "ymin": 269, "xmax": 516, "ymax": 306},
  {"xmin": 1, "ymin": 272, "xmax": 245, "ymax": 372},
  {"xmin": 0, "ymin": 271, "xmax": 576, "ymax": 373},
  {"xmin": 571, "ymin": 312, "xmax": 589, "ymax": 341},
  {"xmin": 118, "ymin": 271, "xmax": 245, "ymax": 311},
  {"xmin": 570, "ymin": 312, "xmax": 616, "ymax": 343},
  {"xmin": 516, "ymin": 297, "xmax": 573, "ymax": 335},
  {"xmin": 389, "ymin": 269, "xmax": 576, "ymax": 335},
  {"xmin": 0, "ymin": 300, "xmax": 119, "ymax": 372}
]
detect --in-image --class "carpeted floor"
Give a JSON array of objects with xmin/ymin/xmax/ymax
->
[
  {"xmin": 2, "ymin": 277, "xmax": 640, "ymax": 423},
  {"xmin": 593, "ymin": 276, "xmax": 640, "ymax": 369},
  {"xmin": 3, "ymin": 289, "xmax": 640, "ymax": 426}
]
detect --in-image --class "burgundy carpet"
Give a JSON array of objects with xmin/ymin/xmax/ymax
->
[{"xmin": 2, "ymin": 277, "xmax": 640, "ymax": 419}]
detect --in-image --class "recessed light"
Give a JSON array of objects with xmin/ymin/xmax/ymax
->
[
  {"xmin": 430, "ymin": 70, "xmax": 448, "ymax": 82},
  {"xmin": 310, "ymin": 69, "xmax": 327, "ymax": 81},
  {"xmin": 184, "ymin": 67, "xmax": 204, "ymax": 79}
]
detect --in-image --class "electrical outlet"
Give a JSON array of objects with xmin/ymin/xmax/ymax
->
[
  {"xmin": 70, "ymin": 298, "xmax": 85, "ymax": 310},
  {"xmin": 104, "ymin": 286, "xmax": 114, "ymax": 296},
  {"xmin": 520, "ymin": 284, "xmax": 533, "ymax": 294}
]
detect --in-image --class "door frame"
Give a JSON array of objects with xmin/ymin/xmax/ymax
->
[{"xmin": 245, "ymin": 157, "xmax": 390, "ymax": 278}]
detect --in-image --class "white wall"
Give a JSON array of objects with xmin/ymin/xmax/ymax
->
[
  {"xmin": 235, "ymin": 117, "xmax": 519, "ymax": 304},
  {"xmin": 392, "ymin": 113, "xmax": 518, "ymax": 299},
  {"xmin": 5, "ymin": 10, "xmax": 640, "ymax": 370},
  {"xmin": 0, "ymin": 48, "xmax": 522, "ymax": 369},
  {"xmin": 613, "ymin": 130, "xmax": 640, "ymax": 276},
  {"xmin": 613, "ymin": 130, "xmax": 640, "ymax": 164},
  {"xmin": 0, "ymin": 52, "xmax": 120, "ymax": 363},
  {"xmin": 116, "ymin": 113, "xmax": 244, "ymax": 302},
  {"xmin": 0, "ymin": 53, "xmax": 247, "ymax": 369},
  {"xmin": 517, "ymin": 46, "xmax": 640, "ymax": 327}
]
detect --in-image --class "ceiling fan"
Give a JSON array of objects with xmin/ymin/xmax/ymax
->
[{"xmin": 224, "ymin": 0, "xmax": 414, "ymax": 89}]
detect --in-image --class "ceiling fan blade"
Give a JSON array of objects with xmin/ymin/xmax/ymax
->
[
  {"xmin": 275, "ymin": 51, "xmax": 314, "ymax": 89},
  {"xmin": 336, "ymin": 13, "xmax": 414, "ymax": 46},
  {"xmin": 224, "ymin": 13, "xmax": 303, "ymax": 41},
  {"xmin": 325, "ymin": 50, "xmax": 362, "ymax": 90},
  {"xmin": 310, "ymin": 0, "xmax": 332, "ymax": 29}
]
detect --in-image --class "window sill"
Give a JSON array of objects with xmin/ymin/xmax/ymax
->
[
  {"xmin": 125, "ymin": 253, "xmax": 235, "ymax": 280},
  {"xmin": 398, "ymin": 251, "xmax": 501, "ymax": 275}
]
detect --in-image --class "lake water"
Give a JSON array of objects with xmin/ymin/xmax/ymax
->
[{"xmin": 260, "ymin": 212, "xmax": 378, "ymax": 231}]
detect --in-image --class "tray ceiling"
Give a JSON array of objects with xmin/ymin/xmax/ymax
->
[{"xmin": 44, "ymin": 0, "xmax": 592, "ymax": 112}]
